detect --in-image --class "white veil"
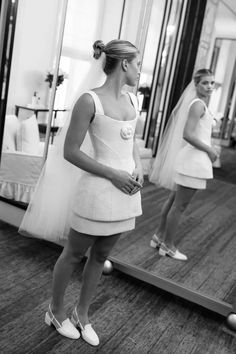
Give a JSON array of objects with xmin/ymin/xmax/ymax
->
[
  {"xmin": 19, "ymin": 54, "xmax": 106, "ymax": 244},
  {"xmin": 149, "ymin": 81, "xmax": 197, "ymax": 190}
]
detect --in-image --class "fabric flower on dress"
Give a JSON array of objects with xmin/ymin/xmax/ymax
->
[{"xmin": 120, "ymin": 124, "xmax": 134, "ymax": 140}]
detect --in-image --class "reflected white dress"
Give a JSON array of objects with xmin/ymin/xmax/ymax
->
[
  {"xmin": 174, "ymin": 98, "xmax": 214, "ymax": 189},
  {"xmin": 70, "ymin": 91, "xmax": 142, "ymax": 235}
]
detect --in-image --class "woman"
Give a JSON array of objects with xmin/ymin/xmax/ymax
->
[
  {"xmin": 20, "ymin": 39, "xmax": 143, "ymax": 346},
  {"xmin": 149, "ymin": 69, "xmax": 218, "ymax": 261}
]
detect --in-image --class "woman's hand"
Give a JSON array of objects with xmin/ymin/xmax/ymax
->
[
  {"xmin": 130, "ymin": 166, "xmax": 144, "ymax": 195},
  {"xmin": 110, "ymin": 169, "xmax": 142, "ymax": 195},
  {"xmin": 208, "ymin": 147, "xmax": 219, "ymax": 163},
  {"xmin": 132, "ymin": 166, "xmax": 144, "ymax": 185}
]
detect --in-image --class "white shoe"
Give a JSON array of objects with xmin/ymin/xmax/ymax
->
[
  {"xmin": 45, "ymin": 305, "xmax": 80, "ymax": 339},
  {"xmin": 71, "ymin": 308, "xmax": 99, "ymax": 346},
  {"xmin": 150, "ymin": 234, "xmax": 162, "ymax": 248},
  {"xmin": 159, "ymin": 243, "xmax": 187, "ymax": 261}
]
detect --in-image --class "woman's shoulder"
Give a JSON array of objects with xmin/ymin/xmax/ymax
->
[
  {"xmin": 90, "ymin": 87, "xmax": 106, "ymax": 97},
  {"xmin": 124, "ymin": 91, "xmax": 138, "ymax": 108},
  {"xmin": 125, "ymin": 90, "xmax": 136, "ymax": 98},
  {"xmin": 72, "ymin": 92, "xmax": 95, "ymax": 115},
  {"xmin": 187, "ymin": 99, "xmax": 206, "ymax": 119},
  {"xmin": 189, "ymin": 97, "xmax": 205, "ymax": 106},
  {"xmin": 75, "ymin": 91, "xmax": 95, "ymax": 105},
  {"xmin": 189, "ymin": 98, "xmax": 205, "ymax": 114}
]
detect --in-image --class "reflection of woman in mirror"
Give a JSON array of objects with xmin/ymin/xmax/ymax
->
[
  {"xmin": 149, "ymin": 69, "xmax": 218, "ymax": 261},
  {"xmin": 20, "ymin": 39, "xmax": 143, "ymax": 346}
]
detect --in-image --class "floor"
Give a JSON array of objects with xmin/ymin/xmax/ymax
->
[
  {"xmin": 111, "ymin": 146, "xmax": 236, "ymax": 304},
  {"xmin": 1, "ymin": 221, "xmax": 236, "ymax": 353},
  {"xmin": 111, "ymin": 177, "xmax": 236, "ymax": 303}
]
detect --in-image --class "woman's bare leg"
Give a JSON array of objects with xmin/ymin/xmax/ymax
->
[
  {"xmin": 155, "ymin": 191, "xmax": 176, "ymax": 238},
  {"xmin": 51, "ymin": 228, "xmax": 95, "ymax": 322},
  {"xmin": 162, "ymin": 185, "xmax": 197, "ymax": 249},
  {"xmin": 76, "ymin": 233, "xmax": 120, "ymax": 326}
]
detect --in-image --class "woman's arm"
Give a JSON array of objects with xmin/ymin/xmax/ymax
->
[
  {"xmin": 132, "ymin": 138, "xmax": 144, "ymax": 185},
  {"xmin": 64, "ymin": 93, "xmax": 112, "ymax": 179},
  {"xmin": 64, "ymin": 93, "xmax": 142, "ymax": 193},
  {"xmin": 183, "ymin": 101, "xmax": 218, "ymax": 162},
  {"xmin": 130, "ymin": 137, "xmax": 144, "ymax": 195}
]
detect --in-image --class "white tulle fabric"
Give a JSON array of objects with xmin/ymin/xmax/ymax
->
[
  {"xmin": 149, "ymin": 81, "xmax": 197, "ymax": 190},
  {"xmin": 19, "ymin": 55, "xmax": 106, "ymax": 243}
]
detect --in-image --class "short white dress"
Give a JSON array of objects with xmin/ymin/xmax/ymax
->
[
  {"xmin": 174, "ymin": 98, "xmax": 214, "ymax": 189},
  {"xmin": 70, "ymin": 91, "xmax": 142, "ymax": 236}
]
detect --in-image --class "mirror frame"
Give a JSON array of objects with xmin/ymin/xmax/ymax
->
[
  {"xmin": 0, "ymin": 0, "xmax": 18, "ymax": 161},
  {"xmin": 210, "ymin": 37, "xmax": 236, "ymax": 146},
  {"xmin": 108, "ymin": 12, "xmax": 234, "ymax": 319},
  {"xmin": 108, "ymin": 257, "xmax": 232, "ymax": 316}
]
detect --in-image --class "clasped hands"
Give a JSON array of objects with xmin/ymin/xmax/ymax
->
[{"xmin": 111, "ymin": 167, "xmax": 144, "ymax": 195}]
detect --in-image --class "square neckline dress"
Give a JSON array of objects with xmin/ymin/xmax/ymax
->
[
  {"xmin": 174, "ymin": 98, "xmax": 214, "ymax": 189},
  {"xmin": 70, "ymin": 91, "xmax": 142, "ymax": 236}
]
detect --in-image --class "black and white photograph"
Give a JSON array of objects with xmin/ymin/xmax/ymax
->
[{"xmin": 0, "ymin": 0, "xmax": 236, "ymax": 353}]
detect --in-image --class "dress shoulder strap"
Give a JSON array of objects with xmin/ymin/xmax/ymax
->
[
  {"xmin": 86, "ymin": 90, "xmax": 104, "ymax": 115},
  {"xmin": 127, "ymin": 91, "xmax": 138, "ymax": 114},
  {"xmin": 188, "ymin": 98, "xmax": 207, "ymax": 110}
]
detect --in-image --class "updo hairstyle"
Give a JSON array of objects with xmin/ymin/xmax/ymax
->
[
  {"xmin": 193, "ymin": 69, "xmax": 214, "ymax": 85},
  {"xmin": 93, "ymin": 39, "xmax": 139, "ymax": 75}
]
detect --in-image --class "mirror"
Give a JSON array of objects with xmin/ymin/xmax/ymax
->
[
  {"xmin": 0, "ymin": 0, "xmax": 66, "ymax": 205},
  {"xmin": 109, "ymin": 0, "xmax": 236, "ymax": 316}
]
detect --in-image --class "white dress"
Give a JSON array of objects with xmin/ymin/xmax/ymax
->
[
  {"xmin": 70, "ymin": 91, "xmax": 142, "ymax": 236},
  {"xmin": 174, "ymin": 98, "xmax": 214, "ymax": 189}
]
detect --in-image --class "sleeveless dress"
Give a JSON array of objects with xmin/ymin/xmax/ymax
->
[
  {"xmin": 174, "ymin": 98, "xmax": 214, "ymax": 189},
  {"xmin": 70, "ymin": 91, "xmax": 142, "ymax": 236}
]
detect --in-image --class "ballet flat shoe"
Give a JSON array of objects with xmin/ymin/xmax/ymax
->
[
  {"xmin": 45, "ymin": 305, "xmax": 80, "ymax": 339},
  {"xmin": 159, "ymin": 243, "xmax": 187, "ymax": 261},
  {"xmin": 71, "ymin": 308, "xmax": 99, "ymax": 346},
  {"xmin": 150, "ymin": 234, "xmax": 162, "ymax": 248}
]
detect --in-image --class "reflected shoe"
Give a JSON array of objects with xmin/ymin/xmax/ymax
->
[
  {"xmin": 159, "ymin": 243, "xmax": 187, "ymax": 261},
  {"xmin": 150, "ymin": 234, "xmax": 162, "ymax": 249},
  {"xmin": 71, "ymin": 308, "xmax": 99, "ymax": 346},
  {"xmin": 45, "ymin": 305, "xmax": 80, "ymax": 339}
]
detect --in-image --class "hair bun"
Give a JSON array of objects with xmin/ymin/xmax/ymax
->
[{"xmin": 93, "ymin": 40, "xmax": 105, "ymax": 59}]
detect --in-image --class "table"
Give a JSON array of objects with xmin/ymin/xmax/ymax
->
[
  {"xmin": 38, "ymin": 123, "xmax": 59, "ymax": 144},
  {"xmin": 15, "ymin": 105, "xmax": 67, "ymax": 143}
]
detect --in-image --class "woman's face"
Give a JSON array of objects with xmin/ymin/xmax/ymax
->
[
  {"xmin": 196, "ymin": 75, "xmax": 215, "ymax": 98},
  {"xmin": 126, "ymin": 54, "xmax": 141, "ymax": 86}
]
